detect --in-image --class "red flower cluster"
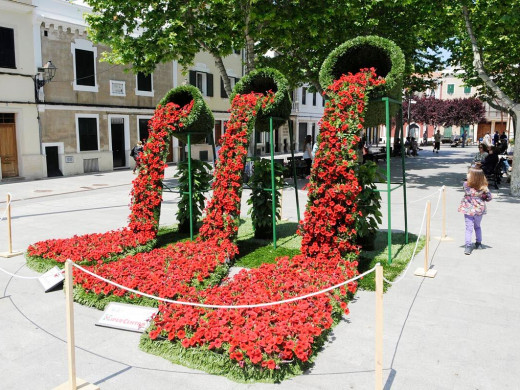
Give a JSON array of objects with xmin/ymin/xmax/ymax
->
[
  {"xmin": 73, "ymin": 237, "xmax": 237, "ymax": 298},
  {"xmin": 129, "ymin": 101, "xmax": 195, "ymax": 236},
  {"xmin": 27, "ymin": 228, "xmax": 153, "ymax": 265},
  {"xmin": 198, "ymin": 92, "xmax": 275, "ymax": 243},
  {"xmin": 299, "ymin": 69, "xmax": 385, "ymax": 259},
  {"xmin": 27, "ymin": 101, "xmax": 193, "ymax": 266}
]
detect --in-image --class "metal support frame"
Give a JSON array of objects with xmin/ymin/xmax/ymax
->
[{"xmin": 376, "ymin": 97, "xmax": 408, "ymax": 265}]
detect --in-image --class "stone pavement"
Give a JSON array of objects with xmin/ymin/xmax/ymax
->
[{"xmin": 1, "ymin": 147, "xmax": 519, "ymax": 389}]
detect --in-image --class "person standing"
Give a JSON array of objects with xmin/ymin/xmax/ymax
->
[
  {"xmin": 458, "ymin": 167, "xmax": 492, "ymax": 255},
  {"xmin": 131, "ymin": 140, "xmax": 144, "ymax": 174},
  {"xmin": 482, "ymin": 132, "xmax": 492, "ymax": 148},
  {"xmin": 493, "ymin": 130, "xmax": 499, "ymax": 146},
  {"xmin": 433, "ymin": 130, "xmax": 441, "ymax": 153},
  {"xmin": 302, "ymin": 135, "xmax": 313, "ymax": 176}
]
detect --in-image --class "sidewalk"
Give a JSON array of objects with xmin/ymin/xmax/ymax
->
[{"xmin": 1, "ymin": 146, "xmax": 519, "ymax": 389}]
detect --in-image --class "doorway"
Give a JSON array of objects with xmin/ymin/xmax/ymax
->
[
  {"xmin": 111, "ymin": 118, "xmax": 126, "ymax": 168},
  {"xmin": 45, "ymin": 146, "xmax": 62, "ymax": 177},
  {"xmin": 0, "ymin": 115, "xmax": 18, "ymax": 178}
]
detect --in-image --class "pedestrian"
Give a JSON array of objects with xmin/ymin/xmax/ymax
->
[
  {"xmin": 458, "ymin": 167, "xmax": 492, "ymax": 255},
  {"xmin": 130, "ymin": 140, "xmax": 144, "ymax": 174},
  {"xmin": 433, "ymin": 130, "xmax": 441, "ymax": 153},
  {"xmin": 482, "ymin": 132, "xmax": 492, "ymax": 148},
  {"xmin": 302, "ymin": 135, "xmax": 313, "ymax": 176},
  {"xmin": 493, "ymin": 130, "xmax": 499, "ymax": 146},
  {"xmin": 405, "ymin": 136, "xmax": 411, "ymax": 156}
]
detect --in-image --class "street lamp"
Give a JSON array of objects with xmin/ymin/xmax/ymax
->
[
  {"xmin": 36, "ymin": 60, "xmax": 57, "ymax": 88},
  {"xmin": 407, "ymin": 98, "xmax": 416, "ymax": 137}
]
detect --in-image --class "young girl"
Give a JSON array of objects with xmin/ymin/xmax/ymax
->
[{"xmin": 458, "ymin": 167, "xmax": 493, "ymax": 255}]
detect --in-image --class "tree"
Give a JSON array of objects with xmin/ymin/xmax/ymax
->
[
  {"xmin": 440, "ymin": 97, "xmax": 485, "ymax": 128},
  {"xmin": 404, "ymin": 96, "xmax": 444, "ymax": 132},
  {"xmin": 443, "ymin": 1, "xmax": 520, "ymax": 195}
]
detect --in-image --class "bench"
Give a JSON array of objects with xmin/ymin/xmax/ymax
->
[{"xmin": 364, "ymin": 146, "xmax": 386, "ymax": 162}]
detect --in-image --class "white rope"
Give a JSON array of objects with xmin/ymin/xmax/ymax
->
[
  {"xmin": 381, "ymin": 187, "xmax": 442, "ymax": 205},
  {"xmin": 70, "ymin": 261, "xmax": 377, "ymax": 309},
  {"xmin": 430, "ymin": 185, "xmax": 444, "ymax": 218},
  {"xmin": 382, "ymin": 201, "xmax": 428, "ymax": 285},
  {"xmin": 0, "ymin": 266, "xmax": 41, "ymax": 280},
  {"xmin": 0, "ymin": 192, "xmax": 13, "ymax": 221}
]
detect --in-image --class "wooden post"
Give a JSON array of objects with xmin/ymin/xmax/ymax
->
[
  {"xmin": 375, "ymin": 263, "xmax": 383, "ymax": 390},
  {"xmin": 65, "ymin": 260, "xmax": 77, "ymax": 389},
  {"xmin": 7, "ymin": 193, "xmax": 13, "ymax": 253},
  {"xmin": 415, "ymin": 201, "xmax": 437, "ymax": 278},
  {"xmin": 0, "ymin": 194, "xmax": 23, "ymax": 258},
  {"xmin": 54, "ymin": 260, "xmax": 99, "ymax": 390}
]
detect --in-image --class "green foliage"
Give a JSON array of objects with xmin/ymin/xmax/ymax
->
[
  {"xmin": 319, "ymin": 36, "xmax": 405, "ymax": 127},
  {"xmin": 231, "ymin": 68, "xmax": 292, "ymax": 132},
  {"xmin": 174, "ymin": 159, "xmax": 212, "ymax": 234},
  {"xmin": 234, "ymin": 246, "xmax": 300, "ymax": 268},
  {"xmin": 247, "ymin": 160, "xmax": 283, "ymax": 239},
  {"xmin": 159, "ymin": 85, "xmax": 214, "ymax": 144},
  {"xmin": 355, "ymin": 161, "xmax": 384, "ymax": 241},
  {"xmin": 357, "ymin": 232, "xmax": 425, "ymax": 292}
]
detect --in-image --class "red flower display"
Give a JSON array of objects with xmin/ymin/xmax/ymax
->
[{"xmin": 29, "ymin": 69, "xmax": 384, "ymax": 375}]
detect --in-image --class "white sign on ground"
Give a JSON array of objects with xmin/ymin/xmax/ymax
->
[
  {"xmin": 38, "ymin": 266, "xmax": 64, "ymax": 292},
  {"xmin": 96, "ymin": 302, "xmax": 158, "ymax": 333}
]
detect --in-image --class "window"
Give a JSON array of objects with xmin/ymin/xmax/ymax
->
[
  {"xmin": 220, "ymin": 76, "xmax": 238, "ymax": 98},
  {"xmin": 71, "ymin": 39, "xmax": 98, "ymax": 92},
  {"xmin": 447, "ymin": 84, "xmax": 454, "ymax": 95},
  {"xmin": 110, "ymin": 80, "xmax": 126, "ymax": 96},
  {"xmin": 301, "ymin": 87, "xmax": 307, "ymax": 105},
  {"xmin": 138, "ymin": 117, "xmax": 151, "ymax": 142},
  {"xmin": 136, "ymin": 72, "xmax": 154, "ymax": 96},
  {"xmin": 322, "ymin": 95, "xmax": 326, "ymax": 107},
  {"xmin": 464, "ymin": 86, "xmax": 471, "ymax": 94},
  {"xmin": 0, "ymin": 27, "xmax": 15, "ymax": 68},
  {"xmin": 76, "ymin": 116, "xmax": 99, "ymax": 152},
  {"xmin": 0, "ymin": 113, "xmax": 15, "ymax": 123},
  {"xmin": 189, "ymin": 70, "xmax": 213, "ymax": 97},
  {"xmin": 312, "ymin": 92, "xmax": 317, "ymax": 106}
]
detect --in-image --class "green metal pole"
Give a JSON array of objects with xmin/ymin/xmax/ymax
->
[
  {"xmin": 288, "ymin": 121, "xmax": 301, "ymax": 222},
  {"xmin": 385, "ymin": 98, "xmax": 392, "ymax": 264},
  {"xmin": 187, "ymin": 133, "xmax": 193, "ymax": 241},
  {"xmin": 269, "ymin": 117, "xmax": 277, "ymax": 249},
  {"xmin": 400, "ymin": 107, "xmax": 409, "ymax": 244}
]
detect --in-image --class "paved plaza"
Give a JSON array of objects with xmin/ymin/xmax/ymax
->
[{"xmin": 1, "ymin": 146, "xmax": 519, "ymax": 389}]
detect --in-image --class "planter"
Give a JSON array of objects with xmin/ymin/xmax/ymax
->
[
  {"xmin": 159, "ymin": 85, "xmax": 214, "ymax": 144},
  {"xmin": 231, "ymin": 68, "xmax": 292, "ymax": 132},
  {"xmin": 319, "ymin": 36, "xmax": 405, "ymax": 127}
]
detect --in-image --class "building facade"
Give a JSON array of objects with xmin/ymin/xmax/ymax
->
[{"xmin": 0, "ymin": 0, "xmax": 42, "ymax": 180}]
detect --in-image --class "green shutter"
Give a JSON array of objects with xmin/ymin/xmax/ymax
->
[
  {"xmin": 464, "ymin": 86, "xmax": 471, "ymax": 94},
  {"xmin": 189, "ymin": 71, "xmax": 196, "ymax": 86},
  {"xmin": 220, "ymin": 77, "xmax": 228, "ymax": 98},
  {"xmin": 444, "ymin": 127, "xmax": 452, "ymax": 137},
  {"xmin": 206, "ymin": 73, "xmax": 213, "ymax": 97},
  {"xmin": 447, "ymin": 84, "xmax": 454, "ymax": 94}
]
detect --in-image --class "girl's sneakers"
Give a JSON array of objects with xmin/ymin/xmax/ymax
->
[
  {"xmin": 474, "ymin": 242, "xmax": 482, "ymax": 249},
  {"xmin": 464, "ymin": 245, "xmax": 473, "ymax": 255}
]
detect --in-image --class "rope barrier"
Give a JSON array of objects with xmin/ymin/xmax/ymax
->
[
  {"xmin": 430, "ymin": 185, "xmax": 444, "ymax": 218},
  {"xmin": 70, "ymin": 261, "xmax": 377, "ymax": 309},
  {"xmin": 0, "ymin": 266, "xmax": 41, "ymax": 280},
  {"xmin": 382, "ymin": 202, "xmax": 428, "ymax": 285},
  {"xmin": 379, "ymin": 187, "xmax": 442, "ymax": 205},
  {"xmin": 0, "ymin": 192, "xmax": 13, "ymax": 221}
]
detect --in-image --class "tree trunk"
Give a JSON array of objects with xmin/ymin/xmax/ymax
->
[
  {"xmin": 510, "ymin": 108, "xmax": 520, "ymax": 196},
  {"xmin": 213, "ymin": 53, "xmax": 233, "ymax": 97}
]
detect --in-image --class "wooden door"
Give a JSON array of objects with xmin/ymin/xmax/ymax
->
[
  {"xmin": 477, "ymin": 122, "xmax": 491, "ymax": 141},
  {"xmin": 0, "ymin": 124, "xmax": 18, "ymax": 178}
]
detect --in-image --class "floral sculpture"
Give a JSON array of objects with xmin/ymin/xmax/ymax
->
[{"xmin": 26, "ymin": 36, "xmax": 405, "ymax": 383}]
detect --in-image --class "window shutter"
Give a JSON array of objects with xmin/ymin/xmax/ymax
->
[
  {"xmin": 0, "ymin": 27, "xmax": 16, "ymax": 68},
  {"xmin": 447, "ymin": 84, "xmax": 454, "ymax": 94},
  {"xmin": 464, "ymin": 86, "xmax": 471, "ymax": 94},
  {"xmin": 189, "ymin": 70, "xmax": 196, "ymax": 86},
  {"xmin": 220, "ymin": 77, "xmax": 228, "ymax": 98},
  {"xmin": 75, "ymin": 49, "xmax": 95, "ymax": 86},
  {"xmin": 206, "ymin": 73, "xmax": 213, "ymax": 97}
]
